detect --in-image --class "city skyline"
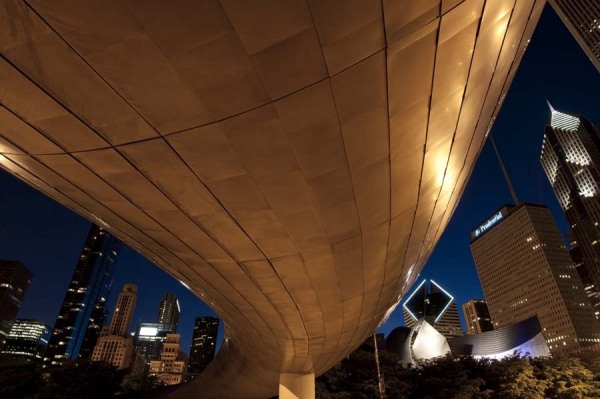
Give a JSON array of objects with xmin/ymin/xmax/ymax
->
[{"xmin": 0, "ymin": 5, "xmax": 599, "ymax": 359}]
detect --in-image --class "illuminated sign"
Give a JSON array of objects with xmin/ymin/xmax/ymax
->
[
  {"xmin": 139, "ymin": 327, "xmax": 158, "ymax": 336},
  {"xmin": 472, "ymin": 211, "xmax": 505, "ymax": 239}
]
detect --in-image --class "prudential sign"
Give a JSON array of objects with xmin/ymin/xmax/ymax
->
[{"xmin": 472, "ymin": 211, "xmax": 504, "ymax": 239}]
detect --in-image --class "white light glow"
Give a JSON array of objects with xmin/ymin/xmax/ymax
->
[
  {"xmin": 431, "ymin": 280, "xmax": 455, "ymax": 323},
  {"xmin": 140, "ymin": 327, "xmax": 158, "ymax": 336},
  {"xmin": 402, "ymin": 279, "xmax": 427, "ymax": 322}
]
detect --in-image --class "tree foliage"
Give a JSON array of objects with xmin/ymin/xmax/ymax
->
[
  {"xmin": 0, "ymin": 358, "xmax": 124, "ymax": 399},
  {"xmin": 316, "ymin": 349, "xmax": 600, "ymax": 399}
]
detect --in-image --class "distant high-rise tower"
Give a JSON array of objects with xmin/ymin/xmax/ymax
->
[
  {"xmin": 471, "ymin": 203, "xmax": 600, "ymax": 353},
  {"xmin": 0, "ymin": 260, "xmax": 32, "ymax": 347},
  {"xmin": 189, "ymin": 317, "xmax": 219, "ymax": 372},
  {"xmin": 549, "ymin": 0, "xmax": 600, "ymax": 73},
  {"xmin": 1, "ymin": 319, "xmax": 51, "ymax": 359},
  {"xmin": 46, "ymin": 224, "xmax": 121, "ymax": 364},
  {"xmin": 462, "ymin": 300, "xmax": 494, "ymax": 335},
  {"xmin": 540, "ymin": 106, "xmax": 600, "ymax": 318},
  {"xmin": 108, "ymin": 283, "xmax": 137, "ymax": 336},
  {"xmin": 91, "ymin": 284, "xmax": 137, "ymax": 369},
  {"xmin": 136, "ymin": 293, "xmax": 180, "ymax": 362},
  {"xmin": 402, "ymin": 280, "xmax": 463, "ymax": 339},
  {"xmin": 157, "ymin": 293, "xmax": 179, "ymax": 332}
]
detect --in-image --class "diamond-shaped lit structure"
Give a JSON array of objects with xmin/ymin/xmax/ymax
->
[
  {"xmin": 0, "ymin": 1, "xmax": 544, "ymax": 397},
  {"xmin": 403, "ymin": 279, "xmax": 463, "ymax": 339}
]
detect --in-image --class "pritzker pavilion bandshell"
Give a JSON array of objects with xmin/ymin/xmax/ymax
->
[{"xmin": 0, "ymin": 1, "xmax": 543, "ymax": 397}]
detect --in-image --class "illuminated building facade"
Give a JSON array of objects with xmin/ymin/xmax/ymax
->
[
  {"xmin": 540, "ymin": 106, "xmax": 600, "ymax": 319},
  {"xmin": 549, "ymin": 0, "xmax": 600, "ymax": 73},
  {"xmin": 46, "ymin": 224, "xmax": 121, "ymax": 364},
  {"xmin": 1, "ymin": 319, "xmax": 50, "ymax": 359},
  {"xmin": 107, "ymin": 283, "xmax": 137, "ymax": 337},
  {"xmin": 402, "ymin": 279, "xmax": 463, "ymax": 339},
  {"xmin": 150, "ymin": 333, "xmax": 188, "ymax": 385},
  {"xmin": 462, "ymin": 299, "xmax": 494, "ymax": 335},
  {"xmin": 471, "ymin": 203, "xmax": 600, "ymax": 354},
  {"xmin": 189, "ymin": 316, "xmax": 219, "ymax": 372},
  {"xmin": 91, "ymin": 284, "xmax": 137, "ymax": 369},
  {"xmin": 0, "ymin": 260, "xmax": 32, "ymax": 347},
  {"xmin": 451, "ymin": 315, "xmax": 551, "ymax": 359},
  {"xmin": 0, "ymin": 1, "xmax": 546, "ymax": 396},
  {"xmin": 157, "ymin": 293, "xmax": 180, "ymax": 333}
]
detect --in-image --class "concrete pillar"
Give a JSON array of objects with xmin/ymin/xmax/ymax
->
[{"xmin": 279, "ymin": 372, "xmax": 315, "ymax": 399}]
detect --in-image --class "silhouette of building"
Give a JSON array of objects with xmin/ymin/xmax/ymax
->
[
  {"xmin": 462, "ymin": 300, "xmax": 493, "ymax": 335},
  {"xmin": 91, "ymin": 284, "xmax": 137, "ymax": 369},
  {"xmin": 0, "ymin": 260, "xmax": 32, "ymax": 348},
  {"xmin": 471, "ymin": 203, "xmax": 600, "ymax": 354},
  {"xmin": 46, "ymin": 225, "xmax": 121, "ymax": 364},
  {"xmin": 150, "ymin": 333, "xmax": 187, "ymax": 385},
  {"xmin": 189, "ymin": 317, "xmax": 219, "ymax": 372},
  {"xmin": 402, "ymin": 279, "xmax": 463, "ymax": 339},
  {"xmin": 1, "ymin": 319, "xmax": 50, "ymax": 359},
  {"xmin": 541, "ymin": 106, "xmax": 600, "ymax": 319},
  {"xmin": 549, "ymin": 0, "xmax": 600, "ymax": 73}
]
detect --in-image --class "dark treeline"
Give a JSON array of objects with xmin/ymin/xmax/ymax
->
[
  {"xmin": 316, "ymin": 349, "xmax": 600, "ymax": 399},
  {"xmin": 3, "ymin": 351, "xmax": 600, "ymax": 399},
  {"xmin": 0, "ymin": 357, "xmax": 163, "ymax": 399}
]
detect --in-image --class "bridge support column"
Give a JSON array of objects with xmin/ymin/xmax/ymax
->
[{"xmin": 279, "ymin": 372, "xmax": 315, "ymax": 399}]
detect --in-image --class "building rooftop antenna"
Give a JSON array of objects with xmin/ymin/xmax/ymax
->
[{"xmin": 490, "ymin": 133, "xmax": 520, "ymax": 205}]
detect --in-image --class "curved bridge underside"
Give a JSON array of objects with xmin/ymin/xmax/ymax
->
[{"xmin": 0, "ymin": 1, "xmax": 542, "ymax": 397}]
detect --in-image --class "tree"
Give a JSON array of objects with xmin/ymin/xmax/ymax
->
[
  {"xmin": 0, "ymin": 360, "xmax": 45, "ymax": 399},
  {"xmin": 493, "ymin": 355, "xmax": 548, "ymax": 399},
  {"xmin": 534, "ymin": 356, "xmax": 600, "ymax": 399},
  {"xmin": 39, "ymin": 360, "xmax": 124, "ymax": 399}
]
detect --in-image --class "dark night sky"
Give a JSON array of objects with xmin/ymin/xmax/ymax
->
[{"xmin": 1, "ymin": 5, "xmax": 599, "ymax": 353}]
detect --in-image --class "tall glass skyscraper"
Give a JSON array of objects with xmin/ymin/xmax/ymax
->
[
  {"xmin": 540, "ymin": 106, "xmax": 600, "ymax": 318},
  {"xmin": 189, "ymin": 316, "xmax": 219, "ymax": 372},
  {"xmin": 549, "ymin": 0, "xmax": 600, "ymax": 73},
  {"xmin": 157, "ymin": 293, "xmax": 180, "ymax": 332},
  {"xmin": 45, "ymin": 224, "xmax": 121, "ymax": 364}
]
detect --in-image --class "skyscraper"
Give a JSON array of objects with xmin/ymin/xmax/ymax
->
[
  {"xmin": 46, "ymin": 224, "xmax": 121, "ymax": 364},
  {"xmin": 0, "ymin": 260, "xmax": 32, "ymax": 347},
  {"xmin": 402, "ymin": 280, "xmax": 463, "ymax": 339},
  {"xmin": 540, "ymin": 106, "xmax": 600, "ymax": 318},
  {"xmin": 1, "ymin": 319, "xmax": 51, "ymax": 359},
  {"xmin": 470, "ymin": 203, "xmax": 600, "ymax": 353},
  {"xmin": 549, "ymin": 0, "xmax": 600, "ymax": 73},
  {"xmin": 189, "ymin": 317, "xmax": 219, "ymax": 372},
  {"xmin": 107, "ymin": 283, "xmax": 137, "ymax": 337},
  {"xmin": 462, "ymin": 300, "xmax": 494, "ymax": 335},
  {"xmin": 157, "ymin": 293, "xmax": 180, "ymax": 332},
  {"xmin": 91, "ymin": 284, "xmax": 137, "ymax": 369}
]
